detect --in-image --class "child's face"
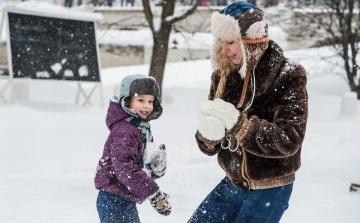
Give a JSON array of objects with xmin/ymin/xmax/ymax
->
[{"xmin": 130, "ymin": 94, "xmax": 154, "ymax": 119}]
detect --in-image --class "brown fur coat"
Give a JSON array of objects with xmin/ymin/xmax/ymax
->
[{"xmin": 195, "ymin": 40, "xmax": 308, "ymax": 190}]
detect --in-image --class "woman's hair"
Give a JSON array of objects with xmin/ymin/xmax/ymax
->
[{"xmin": 215, "ymin": 50, "xmax": 239, "ymax": 98}]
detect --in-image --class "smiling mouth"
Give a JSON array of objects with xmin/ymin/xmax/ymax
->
[
  {"xmin": 229, "ymin": 55, "xmax": 236, "ymax": 60},
  {"xmin": 140, "ymin": 111, "xmax": 149, "ymax": 116}
]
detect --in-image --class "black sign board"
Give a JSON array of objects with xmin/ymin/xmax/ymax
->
[{"xmin": 7, "ymin": 12, "xmax": 101, "ymax": 82}]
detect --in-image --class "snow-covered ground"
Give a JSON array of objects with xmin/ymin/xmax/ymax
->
[
  {"xmin": 1, "ymin": 1, "xmax": 360, "ymax": 223},
  {"xmin": 1, "ymin": 45, "xmax": 360, "ymax": 222}
]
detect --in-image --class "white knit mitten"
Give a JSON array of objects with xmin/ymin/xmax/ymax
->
[
  {"xmin": 198, "ymin": 115, "xmax": 225, "ymax": 141},
  {"xmin": 200, "ymin": 98, "xmax": 240, "ymax": 130}
]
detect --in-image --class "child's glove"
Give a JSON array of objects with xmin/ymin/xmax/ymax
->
[
  {"xmin": 148, "ymin": 188, "xmax": 171, "ymax": 216},
  {"xmin": 200, "ymin": 98, "xmax": 240, "ymax": 130},
  {"xmin": 149, "ymin": 144, "xmax": 167, "ymax": 176},
  {"xmin": 145, "ymin": 143, "xmax": 167, "ymax": 177}
]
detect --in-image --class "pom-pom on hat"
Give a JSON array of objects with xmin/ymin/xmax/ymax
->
[{"xmin": 211, "ymin": 1, "xmax": 269, "ymax": 78}]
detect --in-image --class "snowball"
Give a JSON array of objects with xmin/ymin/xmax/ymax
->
[
  {"xmin": 145, "ymin": 142, "xmax": 161, "ymax": 164},
  {"xmin": 35, "ymin": 71, "xmax": 50, "ymax": 78},
  {"xmin": 64, "ymin": 70, "xmax": 74, "ymax": 77},
  {"xmin": 78, "ymin": 65, "xmax": 89, "ymax": 77},
  {"xmin": 51, "ymin": 63, "xmax": 62, "ymax": 74}
]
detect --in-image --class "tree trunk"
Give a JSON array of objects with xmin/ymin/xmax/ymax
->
[
  {"xmin": 149, "ymin": 24, "xmax": 172, "ymax": 101},
  {"xmin": 141, "ymin": 0, "xmax": 202, "ymax": 101}
]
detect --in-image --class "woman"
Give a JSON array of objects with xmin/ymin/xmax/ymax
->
[{"xmin": 188, "ymin": 1, "xmax": 308, "ymax": 223}]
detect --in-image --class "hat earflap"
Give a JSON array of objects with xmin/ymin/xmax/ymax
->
[
  {"xmin": 246, "ymin": 21, "xmax": 267, "ymax": 39},
  {"xmin": 211, "ymin": 12, "xmax": 249, "ymax": 79},
  {"xmin": 238, "ymin": 39, "xmax": 247, "ymax": 79},
  {"xmin": 211, "ymin": 38, "xmax": 222, "ymax": 70}
]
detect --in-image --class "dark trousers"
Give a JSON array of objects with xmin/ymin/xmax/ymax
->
[
  {"xmin": 188, "ymin": 177, "xmax": 293, "ymax": 223},
  {"xmin": 97, "ymin": 190, "xmax": 141, "ymax": 223}
]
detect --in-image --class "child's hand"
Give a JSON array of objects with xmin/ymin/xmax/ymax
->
[
  {"xmin": 145, "ymin": 144, "xmax": 167, "ymax": 177},
  {"xmin": 149, "ymin": 144, "xmax": 167, "ymax": 176},
  {"xmin": 148, "ymin": 188, "xmax": 171, "ymax": 216}
]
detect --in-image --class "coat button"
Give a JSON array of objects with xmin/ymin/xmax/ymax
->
[{"xmin": 243, "ymin": 182, "xmax": 247, "ymax": 187}]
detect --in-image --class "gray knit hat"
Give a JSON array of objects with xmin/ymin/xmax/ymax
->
[{"xmin": 119, "ymin": 74, "xmax": 162, "ymax": 121}]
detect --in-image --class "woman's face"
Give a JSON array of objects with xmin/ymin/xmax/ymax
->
[{"xmin": 221, "ymin": 39, "xmax": 242, "ymax": 64}]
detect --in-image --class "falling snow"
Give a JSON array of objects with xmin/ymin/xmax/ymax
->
[{"xmin": 0, "ymin": 1, "xmax": 359, "ymax": 223}]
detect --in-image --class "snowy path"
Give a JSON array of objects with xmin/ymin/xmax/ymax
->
[{"xmin": 1, "ymin": 56, "xmax": 360, "ymax": 222}]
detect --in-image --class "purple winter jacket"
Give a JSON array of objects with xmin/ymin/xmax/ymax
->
[{"xmin": 94, "ymin": 101, "xmax": 158, "ymax": 203}]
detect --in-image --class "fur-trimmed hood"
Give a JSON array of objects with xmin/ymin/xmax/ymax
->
[{"xmin": 211, "ymin": 1, "xmax": 269, "ymax": 79}]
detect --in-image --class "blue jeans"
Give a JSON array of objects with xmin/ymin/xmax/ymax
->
[
  {"xmin": 97, "ymin": 190, "xmax": 141, "ymax": 223},
  {"xmin": 188, "ymin": 177, "xmax": 293, "ymax": 223}
]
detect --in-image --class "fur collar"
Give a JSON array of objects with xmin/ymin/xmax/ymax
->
[{"xmin": 253, "ymin": 40, "xmax": 284, "ymax": 96}]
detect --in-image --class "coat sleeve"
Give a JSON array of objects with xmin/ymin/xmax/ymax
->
[
  {"xmin": 234, "ymin": 63, "xmax": 308, "ymax": 158},
  {"xmin": 195, "ymin": 71, "xmax": 224, "ymax": 156},
  {"xmin": 109, "ymin": 126, "xmax": 158, "ymax": 202}
]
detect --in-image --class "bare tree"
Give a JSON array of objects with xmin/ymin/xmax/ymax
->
[
  {"xmin": 294, "ymin": 0, "xmax": 360, "ymax": 98},
  {"xmin": 142, "ymin": 0, "xmax": 202, "ymax": 100},
  {"xmin": 323, "ymin": 0, "xmax": 360, "ymax": 98}
]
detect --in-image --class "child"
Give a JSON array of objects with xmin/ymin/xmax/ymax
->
[{"xmin": 94, "ymin": 74, "xmax": 171, "ymax": 222}]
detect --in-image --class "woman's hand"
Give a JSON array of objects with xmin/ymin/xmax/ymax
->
[
  {"xmin": 198, "ymin": 115, "xmax": 225, "ymax": 141},
  {"xmin": 200, "ymin": 98, "xmax": 240, "ymax": 130}
]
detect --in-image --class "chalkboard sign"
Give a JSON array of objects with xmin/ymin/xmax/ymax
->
[{"xmin": 7, "ymin": 11, "xmax": 101, "ymax": 82}]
